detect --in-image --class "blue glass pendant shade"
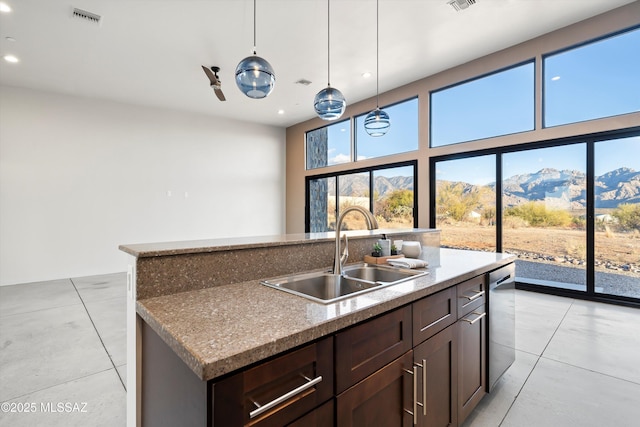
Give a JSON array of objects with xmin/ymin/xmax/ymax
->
[
  {"xmin": 364, "ymin": 107, "xmax": 391, "ymax": 136},
  {"xmin": 314, "ymin": 86, "xmax": 346, "ymax": 120},
  {"xmin": 235, "ymin": 55, "xmax": 276, "ymax": 99}
]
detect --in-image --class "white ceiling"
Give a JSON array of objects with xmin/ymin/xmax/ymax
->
[{"xmin": 0, "ymin": 0, "xmax": 634, "ymax": 127}]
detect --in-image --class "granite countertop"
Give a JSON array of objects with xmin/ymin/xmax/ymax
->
[
  {"xmin": 120, "ymin": 228, "xmax": 437, "ymax": 258},
  {"xmin": 137, "ymin": 248, "xmax": 515, "ymax": 382}
]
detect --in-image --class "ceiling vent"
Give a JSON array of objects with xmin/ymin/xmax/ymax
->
[
  {"xmin": 71, "ymin": 7, "xmax": 102, "ymax": 25},
  {"xmin": 295, "ymin": 79, "xmax": 312, "ymax": 86},
  {"xmin": 447, "ymin": 0, "xmax": 476, "ymax": 12}
]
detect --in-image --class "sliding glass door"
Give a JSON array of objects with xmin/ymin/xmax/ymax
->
[
  {"xmin": 594, "ymin": 136, "xmax": 640, "ymax": 299},
  {"xmin": 431, "ymin": 133, "xmax": 640, "ymax": 303},
  {"xmin": 502, "ymin": 144, "xmax": 586, "ymax": 291}
]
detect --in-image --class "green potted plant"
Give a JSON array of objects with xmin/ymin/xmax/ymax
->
[
  {"xmin": 372, "ymin": 242, "xmax": 383, "ymax": 257},
  {"xmin": 390, "ymin": 244, "xmax": 398, "ymax": 256}
]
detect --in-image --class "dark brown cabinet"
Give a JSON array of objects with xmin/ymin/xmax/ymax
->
[
  {"xmin": 143, "ymin": 267, "xmax": 509, "ymax": 426},
  {"xmin": 335, "ymin": 306, "xmax": 412, "ymax": 394},
  {"xmin": 414, "ymin": 324, "xmax": 458, "ymax": 427},
  {"xmin": 336, "ymin": 352, "xmax": 414, "ymax": 427},
  {"xmin": 212, "ymin": 336, "xmax": 333, "ymax": 427},
  {"xmin": 457, "ymin": 305, "xmax": 486, "ymax": 424}
]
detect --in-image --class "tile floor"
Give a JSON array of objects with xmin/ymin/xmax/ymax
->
[
  {"xmin": 0, "ymin": 273, "xmax": 126, "ymax": 426},
  {"xmin": 1, "ymin": 273, "xmax": 639, "ymax": 426}
]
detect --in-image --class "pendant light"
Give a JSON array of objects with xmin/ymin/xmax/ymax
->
[
  {"xmin": 235, "ymin": 0, "xmax": 275, "ymax": 99},
  {"xmin": 364, "ymin": 0, "xmax": 390, "ymax": 136},
  {"xmin": 314, "ymin": 0, "xmax": 346, "ymax": 120}
]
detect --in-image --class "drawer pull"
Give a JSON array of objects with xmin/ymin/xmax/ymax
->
[
  {"xmin": 403, "ymin": 366, "xmax": 419, "ymax": 425},
  {"xmin": 461, "ymin": 289, "xmax": 485, "ymax": 301},
  {"xmin": 462, "ymin": 311, "xmax": 486, "ymax": 325},
  {"xmin": 249, "ymin": 375, "xmax": 323, "ymax": 419},
  {"xmin": 421, "ymin": 359, "xmax": 427, "ymax": 416}
]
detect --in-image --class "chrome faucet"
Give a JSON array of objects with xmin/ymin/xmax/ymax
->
[{"xmin": 333, "ymin": 206, "xmax": 379, "ymax": 275}]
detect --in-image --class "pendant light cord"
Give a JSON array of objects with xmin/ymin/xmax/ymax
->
[
  {"xmin": 327, "ymin": 0, "xmax": 331, "ymax": 86},
  {"xmin": 253, "ymin": 0, "xmax": 257, "ymax": 54},
  {"xmin": 376, "ymin": 0, "xmax": 380, "ymax": 108}
]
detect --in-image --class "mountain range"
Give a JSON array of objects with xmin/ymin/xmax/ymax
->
[{"xmin": 330, "ymin": 167, "xmax": 640, "ymax": 209}]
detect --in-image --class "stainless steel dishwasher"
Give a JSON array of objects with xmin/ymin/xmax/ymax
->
[{"xmin": 487, "ymin": 263, "xmax": 516, "ymax": 391}]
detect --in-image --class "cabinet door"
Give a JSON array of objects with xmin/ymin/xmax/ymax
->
[
  {"xmin": 413, "ymin": 286, "xmax": 457, "ymax": 346},
  {"xmin": 212, "ymin": 337, "xmax": 333, "ymax": 427},
  {"xmin": 335, "ymin": 306, "xmax": 412, "ymax": 394},
  {"xmin": 413, "ymin": 324, "xmax": 458, "ymax": 427},
  {"xmin": 458, "ymin": 306, "xmax": 486, "ymax": 424},
  {"xmin": 336, "ymin": 351, "xmax": 414, "ymax": 427}
]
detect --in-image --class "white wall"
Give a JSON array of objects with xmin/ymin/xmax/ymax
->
[{"xmin": 0, "ymin": 86, "xmax": 286, "ymax": 286}]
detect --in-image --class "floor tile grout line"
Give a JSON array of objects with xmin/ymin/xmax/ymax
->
[
  {"xmin": 538, "ymin": 298, "xmax": 576, "ymax": 357},
  {"xmin": 70, "ymin": 278, "xmax": 126, "ymax": 391},
  {"xmin": 498, "ymin": 298, "xmax": 577, "ymax": 426},
  {"xmin": 539, "ymin": 353, "xmax": 640, "ymax": 387},
  {"xmin": 497, "ymin": 354, "xmax": 542, "ymax": 427},
  {"xmin": 2, "ymin": 367, "xmax": 116, "ymax": 401}
]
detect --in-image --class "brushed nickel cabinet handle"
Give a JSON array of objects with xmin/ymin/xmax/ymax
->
[
  {"xmin": 462, "ymin": 311, "xmax": 486, "ymax": 325},
  {"xmin": 461, "ymin": 289, "xmax": 485, "ymax": 301},
  {"xmin": 403, "ymin": 366, "xmax": 418, "ymax": 425},
  {"xmin": 249, "ymin": 375, "xmax": 322, "ymax": 419},
  {"xmin": 422, "ymin": 358, "xmax": 427, "ymax": 416}
]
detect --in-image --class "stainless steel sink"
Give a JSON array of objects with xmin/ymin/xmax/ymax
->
[
  {"xmin": 261, "ymin": 264, "xmax": 428, "ymax": 304},
  {"xmin": 342, "ymin": 264, "xmax": 426, "ymax": 284}
]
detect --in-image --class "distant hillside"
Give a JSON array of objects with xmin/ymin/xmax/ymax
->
[
  {"xmin": 328, "ymin": 167, "xmax": 639, "ymax": 209},
  {"xmin": 498, "ymin": 167, "xmax": 640, "ymax": 209},
  {"xmin": 328, "ymin": 175, "xmax": 414, "ymax": 197}
]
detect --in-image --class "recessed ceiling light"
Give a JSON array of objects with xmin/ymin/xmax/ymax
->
[
  {"xmin": 3, "ymin": 55, "xmax": 19, "ymax": 63},
  {"xmin": 5, "ymin": 36, "xmax": 16, "ymax": 42},
  {"xmin": 0, "ymin": 2, "xmax": 12, "ymax": 13},
  {"xmin": 551, "ymin": 76, "xmax": 561, "ymax": 81},
  {"xmin": 277, "ymin": 109, "xmax": 285, "ymax": 115},
  {"xmin": 362, "ymin": 72, "xmax": 372, "ymax": 78}
]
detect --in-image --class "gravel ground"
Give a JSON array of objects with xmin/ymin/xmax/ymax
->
[{"xmin": 515, "ymin": 259, "xmax": 640, "ymax": 299}]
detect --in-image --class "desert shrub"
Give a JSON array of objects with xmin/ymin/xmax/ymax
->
[
  {"xmin": 613, "ymin": 203, "xmax": 640, "ymax": 231},
  {"xmin": 436, "ymin": 182, "xmax": 480, "ymax": 222},
  {"xmin": 376, "ymin": 189, "xmax": 413, "ymax": 221},
  {"xmin": 504, "ymin": 201, "xmax": 573, "ymax": 227},
  {"xmin": 503, "ymin": 215, "xmax": 529, "ymax": 229}
]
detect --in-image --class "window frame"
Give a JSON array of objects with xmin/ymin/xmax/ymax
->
[
  {"xmin": 429, "ymin": 60, "xmax": 536, "ymax": 148},
  {"xmin": 305, "ymin": 160, "xmax": 418, "ymax": 233}
]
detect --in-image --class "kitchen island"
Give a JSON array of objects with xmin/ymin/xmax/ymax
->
[{"xmin": 121, "ymin": 229, "xmax": 514, "ymax": 426}]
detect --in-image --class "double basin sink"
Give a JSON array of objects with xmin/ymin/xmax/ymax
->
[{"xmin": 261, "ymin": 263, "xmax": 428, "ymax": 304}]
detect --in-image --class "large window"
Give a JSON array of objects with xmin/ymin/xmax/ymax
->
[
  {"xmin": 503, "ymin": 144, "xmax": 587, "ymax": 291},
  {"xmin": 430, "ymin": 62, "xmax": 535, "ymax": 147},
  {"xmin": 594, "ymin": 136, "xmax": 640, "ymax": 298},
  {"xmin": 431, "ymin": 134, "xmax": 640, "ymax": 302},
  {"xmin": 307, "ymin": 162, "xmax": 417, "ymax": 233},
  {"xmin": 544, "ymin": 27, "xmax": 640, "ymax": 127},
  {"xmin": 355, "ymin": 98, "xmax": 419, "ymax": 160},
  {"xmin": 434, "ymin": 155, "xmax": 496, "ymax": 251},
  {"xmin": 306, "ymin": 98, "xmax": 418, "ymax": 171},
  {"xmin": 306, "ymin": 119, "xmax": 351, "ymax": 170}
]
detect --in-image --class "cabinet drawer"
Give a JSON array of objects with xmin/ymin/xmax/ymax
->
[
  {"xmin": 457, "ymin": 274, "xmax": 486, "ymax": 318},
  {"xmin": 335, "ymin": 306, "xmax": 412, "ymax": 394},
  {"xmin": 412, "ymin": 286, "xmax": 457, "ymax": 346},
  {"xmin": 288, "ymin": 399, "xmax": 334, "ymax": 427},
  {"xmin": 212, "ymin": 336, "xmax": 333, "ymax": 427}
]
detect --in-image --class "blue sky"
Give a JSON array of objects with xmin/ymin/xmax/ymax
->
[
  {"xmin": 436, "ymin": 135, "xmax": 640, "ymax": 186},
  {"xmin": 320, "ymin": 26, "xmax": 639, "ymax": 181}
]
